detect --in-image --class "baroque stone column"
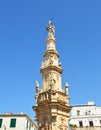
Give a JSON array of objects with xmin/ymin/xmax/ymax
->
[{"xmin": 33, "ymin": 21, "xmax": 71, "ymax": 130}]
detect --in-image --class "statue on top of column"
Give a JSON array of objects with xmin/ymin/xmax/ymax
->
[{"xmin": 46, "ymin": 20, "xmax": 55, "ymax": 39}]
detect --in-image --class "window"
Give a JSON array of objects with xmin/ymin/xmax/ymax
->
[
  {"xmin": 77, "ymin": 110, "xmax": 80, "ymax": 116},
  {"xmin": 85, "ymin": 111, "xmax": 87, "ymax": 115},
  {"xmin": 26, "ymin": 120, "xmax": 28, "ymax": 129},
  {"xmin": 79, "ymin": 121, "xmax": 83, "ymax": 127},
  {"xmin": 89, "ymin": 121, "xmax": 93, "ymax": 127},
  {"xmin": 0, "ymin": 119, "xmax": 2, "ymax": 128},
  {"xmin": 29, "ymin": 123, "xmax": 31, "ymax": 130},
  {"xmin": 88, "ymin": 110, "xmax": 91, "ymax": 115},
  {"xmin": 10, "ymin": 118, "xmax": 16, "ymax": 127}
]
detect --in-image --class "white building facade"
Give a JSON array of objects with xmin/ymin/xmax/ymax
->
[
  {"xmin": 0, "ymin": 113, "xmax": 37, "ymax": 130},
  {"xmin": 70, "ymin": 102, "xmax": 101, "ymax": 129}
]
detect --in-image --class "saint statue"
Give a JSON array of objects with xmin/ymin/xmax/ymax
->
[{"xmin": 46, "ymin": 20, "xmax": 55, "ymax": 38}]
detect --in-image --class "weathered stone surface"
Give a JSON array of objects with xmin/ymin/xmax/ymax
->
[{"xmin": 33, "ymin": 21, "xmax": 71, "ymax": 130}]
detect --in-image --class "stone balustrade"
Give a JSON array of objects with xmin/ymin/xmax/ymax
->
[
  {"xmin": 38, "ymin": 92, "xmax": 49, "ymax": 102},
  {"xmin": 37, "ymin": 90, "xmax": 69, "ymax": 106}
]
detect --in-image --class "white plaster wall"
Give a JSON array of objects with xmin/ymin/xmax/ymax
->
[
  {"xmin": 71, "ymin": 106, "xmax": 101, "ymax": 116},
  {"xmin": 0, "ymin": 116, "xmax": 36, "ymax": 130},
  {"xmin": 70, "ymin": 118, "xmax": 101, "ymax": 127},
  {"xmin": 70, "ymin": 105, "xmax": 101, "ymax": 127}
]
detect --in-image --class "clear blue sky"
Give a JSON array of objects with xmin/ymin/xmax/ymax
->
[{"xmin": 0, "ymin": 0, "xmax": 101, "ymax": 120}]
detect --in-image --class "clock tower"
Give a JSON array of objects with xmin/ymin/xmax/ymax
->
[{"xmin": 33, "ymin": 21, "xmax": 71, "ymax": 130}]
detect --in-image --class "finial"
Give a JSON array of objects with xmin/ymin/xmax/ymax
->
[
  {"xmin": 36, "ymin": 81, "xmax": 39, "ymax": 87},
  {"xmin": 65, "ymin": 82, "xmax": 69, "ymax": 87},
  {"xmin": 46, "ymin": 20, "xmax": 55, "ymax": 38}
]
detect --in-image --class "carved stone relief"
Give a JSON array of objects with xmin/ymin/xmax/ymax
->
[
  {"xmin": 44, "ymin": 53, "xmax": 58, "ymax": 67},
  {"xmin": 58, "ymin": 117, "xmax": 68, "ymax": 130},
  {"xmin": 49, "ymin": 72, "xmax": 56, "ymax": 89},
  {"xmin": 38, "ymin": 114, "xmax": 52, "ymax": 130},
  {"xmin": 50, "ymin": 54, "xmax": 54, "ymax": 65}
]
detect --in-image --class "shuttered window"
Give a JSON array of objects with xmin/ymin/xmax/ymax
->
[
  {"xmin": 89, "ymin": 121, "xmax": 93, "ymax": 127},
  {"xmin": 0, "ymin": 119, "xmax": 2, "ymax": 128},
  {"xmin": 10, "ymin": 118, "xmax": 16, "ymax": 127},
  {"xmin": 26, "ymin": 120, "xmax": 28, "ymax": 129},
  {"xmin": 79, "ymin": 121, "xmax": 83, "ymax": 127}
]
